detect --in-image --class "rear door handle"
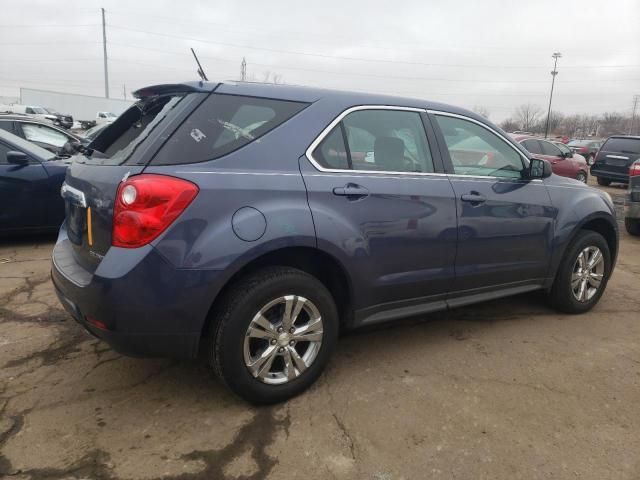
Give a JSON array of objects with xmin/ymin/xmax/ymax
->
[
  {"xmin": 461, "ymin": 193, "xmax": 486, "ymax": 204},
  {"xmin": 333, "ymin": 184, "xmax": 369, "ymax": 198}
]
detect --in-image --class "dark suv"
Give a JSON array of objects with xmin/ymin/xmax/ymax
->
[
  {"xmin": 52, "ymin": 82, "xmax": 618, "ymax": 403},
  {"xmin": 590, "ymin": 135, "xmax": 640, "ymax": 186}
]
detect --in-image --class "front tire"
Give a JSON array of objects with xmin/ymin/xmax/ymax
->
[
  {"xmin": 576, "ymin": 171, "xmax": 588, "ymax": 183},
  {"xmin": 210, "ymin": 267, "xmax": 338, "ymax": 404},
  {"xmin": 549, "ymin": 231, "xmax": 611, "ymax": 313},
  {"xmin": 597, "ymin": 177, "xmax": 611, "ymax": 186},
  {"xmin": 625, "ymin": 218, "xmax": 640, "ymax": 236}
]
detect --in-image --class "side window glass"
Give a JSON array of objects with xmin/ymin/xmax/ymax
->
[
  {"xmin": 21, "ymin": 124, "xmax": 69, "ymax": 148},
  {"xmin": 312, "ymin": 125, "xmax": 349, "ymax": 169},
  {"xmin": 342, "ymin": 109, "xmax": 434, "ymax": 173},
  {"xmin": 540, "ymin": 141, "xmax": 562, "ymax": 157},
  {"xmin": 522, "ymin": 139, "xmax": 542, "ymax": 154},
  {"xmin": 0, "ymin": 143, "xmax": 10, "ymax": 164},
  {"xmin": 0, "ymin": 121, "xmax": 13, "ymax": 134},
  {"xmin": 435, "ymin": 115, "xmax": 523, "ymax": 178},
  {"xmin": 26, "ymin": 108, "xmax": 34, "ymax": 114}
]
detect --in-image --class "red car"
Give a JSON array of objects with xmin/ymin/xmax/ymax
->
[{"xmin": 511, "ymin": 135, "xmax": 589, "ymax": 183}]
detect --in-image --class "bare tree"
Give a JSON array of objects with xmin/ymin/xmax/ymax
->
[
  {"xmin": 499, "ymin": 118, "xmax": 519, "ymax": 132},
  {"xmin": 514, "ymin": 104, "xmax": 543, "ymax": 131},
  {"xmin": 472, "ymin": 105, "xmax": 490, "ymax": 119}
]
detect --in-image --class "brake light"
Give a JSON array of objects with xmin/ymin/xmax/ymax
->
[
  {"xmin": 112, "ymin": 174, "xmax": 199, "ymax": 248},
  {"xmin": 630, "ymin": 161, "xmax": 640, "ymax": 177}
]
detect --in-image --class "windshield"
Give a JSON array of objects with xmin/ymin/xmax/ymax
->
[
  {"xmin": 568, "ymin": 140, "xmax": 590, "ymax": 147},
  {"xmin": 44, "ymin": 108, "xmax": 59, "ymax": 115},
  {"xmin": 30, "ymin": 107, "xmax": 47, "ymax": 114}
]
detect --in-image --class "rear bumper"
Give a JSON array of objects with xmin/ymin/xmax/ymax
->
[
  {"xmin": 590, "ymin": 166, "xmax": 628, "ymax": 182},
  {"xmin": 51, "ymin": 227, "xmax": 224, "ymax": 359}
]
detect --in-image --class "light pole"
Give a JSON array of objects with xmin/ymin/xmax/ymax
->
[{"xmin": 544, "ymin": 52, "xmax": 561, "ymax": 139}]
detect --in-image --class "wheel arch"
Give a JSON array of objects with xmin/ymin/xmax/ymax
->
[{"xmin": 200, "ymin": 245, "xmax": 354, "ymax": 340}]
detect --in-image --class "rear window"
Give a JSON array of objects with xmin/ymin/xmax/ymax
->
[
  {"xmin": 152, "ymin": 94, "xmax": 308, "ymax": 165},
  {"xmin": 601, "ymin": 137, "xmax": 640, "ymax": 154},
  {"xmin": 85, "ymin": 93, "xmax": 190, "ymax": 165}
]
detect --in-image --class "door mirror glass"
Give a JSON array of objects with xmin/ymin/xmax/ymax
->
[
  {"xmin": 529, "ymin": 158, "xmax": 552, "ymax": 179},
  {"xmin": 6, "ymin": 151, "xmax": 29, "ymax": 165}
]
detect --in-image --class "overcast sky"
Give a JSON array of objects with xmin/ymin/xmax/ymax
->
[{"xmin": 1, "ymin": 0, "xmax": 638, "ymax": 121}]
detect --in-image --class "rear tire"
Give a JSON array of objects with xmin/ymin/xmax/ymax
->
[
  {"xmin": 209, "ymin": 266, "xmax": 338, "ymax": 404},
  {"xmin": 549, "ymin": 231, "xmax": 611, "ymax": 314},
  {"xmin": 625, "ymin": 218, "xmax": 640, "ymax": 236},
  {"xmin": 597, "ymin": 177, "xmax": 611, "ymax": 186}
]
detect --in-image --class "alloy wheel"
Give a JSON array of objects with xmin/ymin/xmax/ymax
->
[
  {"xmin": 243, "ymin": 295, "xmax": 324, "ymax": 385},
  {"xmin": 571, "ymin": 246, "xmax": 605, "ymax": 302}
]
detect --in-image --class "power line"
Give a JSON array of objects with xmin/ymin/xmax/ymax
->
[{"xmin": 106, "ymin": 24, "xmax": 640, "ymax": 70}]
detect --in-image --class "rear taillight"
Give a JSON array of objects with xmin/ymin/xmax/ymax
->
[
  {"xmin": 112, "ymin": 174, "xmax": 199, "ymax": 248},
  {"xmin": 629, "ymin": 161, "xmax": 640, "ymax": 177}
]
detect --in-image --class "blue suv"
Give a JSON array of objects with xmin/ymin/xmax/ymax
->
[{"xmin": 52, "ymin": 81, "xmax": 618, "ymax": 403}]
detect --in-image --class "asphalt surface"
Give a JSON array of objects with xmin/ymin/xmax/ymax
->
[{"xmin": 1, "ymin": 180, "xmax": 639, "ymax": 480}]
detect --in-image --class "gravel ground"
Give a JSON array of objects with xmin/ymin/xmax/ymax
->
[{"xmin": 0, "ymin": 182, "xmax": 638, "ymax": 480}]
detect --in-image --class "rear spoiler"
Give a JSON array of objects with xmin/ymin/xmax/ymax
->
[{"xmin": 133, "ymin": 82, "xmax": 219, "ymax": 99}]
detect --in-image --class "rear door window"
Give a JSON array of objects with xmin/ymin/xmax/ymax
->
[
  {"xmin": 539, "ymin": 141, "xmax": 562, "ymax": 157},
  {"xmin": 311, "ymin": 108, "xmax": 434, "ymax": 173},
  {"xmin": 521, "ymin": 139, "xmax": 542, "ymax": 154},
  {"xmin": 153, "ymin": 94, "xmax": 308, "ymax": 165}
]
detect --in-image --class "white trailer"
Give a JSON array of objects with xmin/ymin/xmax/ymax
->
[{"xmin": 20, "ymin": 88, "xmax": 134, "ymax": 128}]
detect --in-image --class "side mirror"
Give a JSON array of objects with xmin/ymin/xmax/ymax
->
[
  {"xmin": 529, "ymin": 158, "xmax": 552, "ymax": 179},
  {"xmin": 562, "ymin": 150, "xmax": 573, "ymax": 158},
  {"xmin": 6, "ymin": 151, "xmax": 29, "ymax": 165}
]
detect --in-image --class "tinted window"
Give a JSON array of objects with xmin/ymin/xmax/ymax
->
[
  {"xmin": 313, "ymin": 125, "xmax": 349, "ymax": 169},
  {"xmin": 522, "ymin": 139, "xmax": 542, "ymax": 154},
  {"xmin": 0, "ymin": 121, "xmax": 13, "ymax": 134},
  {"xmin": 568, "ymin": 140, "xmax": 590, "ymax": 147},
  {"xmin": 601, "ymin": 138, "xmax": 640, "ymax": 154},
  {"xmin": 0, "ymin": 142, "xmax": 11, "ymax": 164},
  {"xmin": 21, "ymin": 124, "xmax": 69, "ymax": 148},
  {"xmin": 539, "ymin": 141, "xmax": 562, "ymax": 156},
  {"xmin": 555, "ymin": 143, "xmax": 572, "ymax": 155},
  {"xmin": 436, "ymin": 115, "xmax": 523, "ymax": 178},
  {"xmin": 155, "ymin": 94, "xmax": 308, "ymax": 165},
  {"xmin": 341, "ymin": 109, "xmax": 434, "ymax": 173}
]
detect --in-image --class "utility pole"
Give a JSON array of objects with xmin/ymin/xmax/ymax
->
[
  {"xmin": 101, "ymin": 8, "xmax": 109, "ymax": 98},
  {"xmin": 241, "ymin": 57, "xmax": 247, "ymax": 81},
  {"xmin": 544, "ymin": 52, "xmax": 561, "ymax": 139},
  {"xmin": 123, "ymin": 84, "xmax": 126, "ymax": 100},
  {"xmin": 630, "ymin": 95, "xmax": 639, "ymax": 135}
]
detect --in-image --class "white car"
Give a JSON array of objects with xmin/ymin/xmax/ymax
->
[
  {"xmin": 96, "ymin": 112, "xmax": 117, "ymax": 125},
  {"xmin": 0, "ymin": 104, "xmax": 56, "ymax": 124}
]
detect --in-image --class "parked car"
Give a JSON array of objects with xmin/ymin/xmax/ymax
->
[
  {"xmin": 43, "ymin": 107, "xmax": 74, "ymax": 129},
  {"xmin": 80, "ymin": 122, "xmax": 109, "ymax": 144},
  {"xmin": 0, "ymin": 114, "xmax": 82, "ymax": 155},
  {"xmin": 0, "ymin": 104, "xmax": 56, "ymax": 124},
  {"xmin": 0, "ymin": 129, "xmax": 70, "ymax": 234},
  {"xmin": 52, "ymin": 82, "xmax": 618, "ymax": 404},
  {"xmin": 567, "ymin": 139, "xmax": 602, "ymax": 166},
  {"xmin": 512, "ymin": 135, "xmax": 589, "ymax": 183},
  {"xmin": 95, "ymin": 111, "xmax": 117, "ymax": 125},
  {"xmin": 590, "ymin": 136, "xmax": 640, "ymax": 186},
  {"xmin": 624, "ymin": 160, "xmax": 640, "ymax": 235}
]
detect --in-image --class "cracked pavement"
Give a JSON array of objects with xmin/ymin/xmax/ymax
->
[{"xmin": 1, "ymin": 208, "xmax": 640, "ymax": 479}]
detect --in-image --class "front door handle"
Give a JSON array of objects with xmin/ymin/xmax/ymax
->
[
  {"xmin": 333, "ymin": 184, "xmax": 369, "ymax": 198},
  {"xmin": 461, "ymin": 192, "xmax": 486, "ymax": 204}
]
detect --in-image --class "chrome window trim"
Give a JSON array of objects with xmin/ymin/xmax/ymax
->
[
  {"xmin": 304, "ymin": 105, "xmax": 440, "ymax": 177},
  {"xmin": 427, "ymin": 109, "xmax": 531, "ymax": 168}
]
